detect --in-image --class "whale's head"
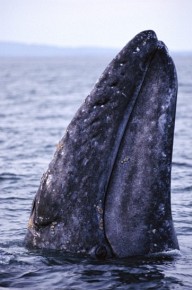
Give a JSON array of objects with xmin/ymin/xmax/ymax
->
[{"xmin": 25, "ymin": 30, "xmax": 179, "ymax": 259}]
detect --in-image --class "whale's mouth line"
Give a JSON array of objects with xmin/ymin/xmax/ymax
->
[{"xmin": 102, "ymin": 43, "xmax": 163, "ymax": 246}]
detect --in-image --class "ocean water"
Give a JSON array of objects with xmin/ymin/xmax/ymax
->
[{"xmin": 0, "ymin": 53, "xmax": 192, "ymax": 289}]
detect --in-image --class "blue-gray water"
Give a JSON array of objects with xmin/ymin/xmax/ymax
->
[{"xmin": 0, "ymin": 53, "xmax": 191, "ymax": 289}]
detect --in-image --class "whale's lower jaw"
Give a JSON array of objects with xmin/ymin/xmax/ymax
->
[{"xmin": 25, "ymin": 30, "xmax": 179, "ymax": 259}]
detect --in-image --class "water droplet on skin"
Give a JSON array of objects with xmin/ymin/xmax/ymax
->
[{"xmin": 46, "ymin": 174, "xmax": 53, "ymax": 187}]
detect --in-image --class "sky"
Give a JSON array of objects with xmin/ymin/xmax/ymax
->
[{"xmin": 0, "ymin": 0, "xmax": 192, "ymax": 51}]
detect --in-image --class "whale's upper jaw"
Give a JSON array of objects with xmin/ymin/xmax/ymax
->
[
  {"xmin": 104, "ymin": 42, "xmax": 178, "ymax": 258},
  {"xmin": 25, "ymin": 30, "xmax": 178, "ymax": 259}
]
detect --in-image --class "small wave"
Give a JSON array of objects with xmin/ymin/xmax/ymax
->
[
  {"xmin": 172, "ymin": 162, "xmax": 192, "ymax": 168},
  {"xmin": 0, "ymin": 250, "xmax": 15, "ymax": 266},
  {"xmin": 0, "ymin": 172, "xmax": 26, "ymax": 181},
  {"xmin": 147, "ymin": 249, "xmax": 181, "ymax": 258},
  {"xmin": 183, "ymin": 186, "xmax": 192, "ymax": 192},
  {"xmin": 178, "ymin": 82, "xmax": 192, "ymax": 88}
]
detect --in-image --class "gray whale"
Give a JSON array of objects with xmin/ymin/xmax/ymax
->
[{"xmin": 25, "ymin": 30, "xmax": 179, "ymax": 259}]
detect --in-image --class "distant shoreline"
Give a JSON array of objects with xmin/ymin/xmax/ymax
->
[
  {"xmin": 0, "ymin": 42, "xmax": 119, "ymax": 57},
  {"xmin": 0, "ymin": 42, "xmax": 191, "ymax": 57}
]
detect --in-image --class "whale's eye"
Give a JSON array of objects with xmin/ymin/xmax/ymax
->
[{"xmin": 95, "ymin": 245, "xmax": 107, "ymax": 259}]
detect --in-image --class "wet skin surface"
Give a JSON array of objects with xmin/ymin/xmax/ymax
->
[{"xmin": 25, "ymin": 30, "xmax": 179, "ymax": 259}]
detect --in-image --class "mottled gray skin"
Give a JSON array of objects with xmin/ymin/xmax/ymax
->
[{"xmin": 25, "ymin": 30, "xmax": 179, "ymax": 258}]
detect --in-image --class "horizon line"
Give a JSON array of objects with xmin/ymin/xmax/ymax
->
[{"xmin": 0, "ymin": 41, "xmax": 192, "ymax": 54}]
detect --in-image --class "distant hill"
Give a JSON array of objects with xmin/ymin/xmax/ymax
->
[{"xmin": 0, "ymin": 42, "xmax": 118, "ymax": 57}]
